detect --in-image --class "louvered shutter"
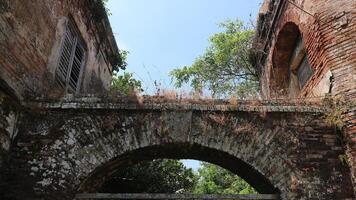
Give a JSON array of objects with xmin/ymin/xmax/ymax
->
[{"xmin": 55, "ymin": 18, "xmax": 86, "ymax": 93}]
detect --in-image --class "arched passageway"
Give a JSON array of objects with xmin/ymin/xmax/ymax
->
[
  {"xmin": 80, "ymin": 144, "xmax": 279, "ymax": 194},
  {"xmin": 10, "ymin": 100, "xmax": 354, "ymax": 199}
]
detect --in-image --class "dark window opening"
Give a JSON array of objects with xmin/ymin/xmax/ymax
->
[{"xmin": 55, "ymin": 17, "xmax": 86, "ymax": 93}]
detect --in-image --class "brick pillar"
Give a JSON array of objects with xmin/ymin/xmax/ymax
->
[{"xmin": 343, "ymin": 106, "xmax": 356, "ymax": 195}]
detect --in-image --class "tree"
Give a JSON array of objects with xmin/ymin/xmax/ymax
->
[
  {"xmin": 110, "ymin": 50, "xmax": 143, "ymax": 95},
  {"xmin": 111, "ymin": 71, "xmax": 143, "ymax": 95},
  {"xmin": 194, "ymin": 162, "xmax": 256, "ymax": 194},
  {"xmin": 100, "ymin": 159, "xmax": 197, "ymax": 193},
  {"xmin": 99, "ymin": 160, "xmax": 256, "ymax": 195},
  {"xmin": 170, "ymin": 19, "xmax": 259, "ymax": 98}
]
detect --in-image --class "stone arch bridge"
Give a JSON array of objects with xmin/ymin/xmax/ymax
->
[{"xmin": 3, "ymin": 97, "xmax": 354, "ymax": 200}]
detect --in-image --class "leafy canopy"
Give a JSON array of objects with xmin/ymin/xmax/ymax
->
[
  {"xmin": 170, "ymin": 19, "xmax": 259, "ymax": 98},
  {"xmin": 110, "ymin": 50, "xmax": 143, "ymax": 95},
  {"xmin": 194, "ymin": 162, "xmax": 256, "ymax": 194},
  {"xmin": 100, "ymin": 160, "xmax": 256, "ymax": 195},
  {"xmin": 100, "ymin": 159, "xmax": 197, "ymax": 193},
  {"xmin": 111, "ymin": 71, "xmax": 143, "ymax": 95}
]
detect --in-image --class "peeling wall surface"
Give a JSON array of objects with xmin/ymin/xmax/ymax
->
[{"xmin": 0, "ymin": 98, "xmax": 353, "ymax": 200}]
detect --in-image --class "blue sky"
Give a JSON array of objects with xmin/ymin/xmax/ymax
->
[
  {"xmin": 107, "ymin": 0, "xmax": 263, "ymax": 94},
  {"xmin": 107, "ymin": 0, "xmax": 263, "ymax": 170}
]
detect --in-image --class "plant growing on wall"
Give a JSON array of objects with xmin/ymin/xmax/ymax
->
[
  {"xmin": 111, "ymin": 71, "xmax": 143, "ymax": 95},
  {"xmin": 110, "ymin": 49, "xmax": 143, "ymax": 95}
]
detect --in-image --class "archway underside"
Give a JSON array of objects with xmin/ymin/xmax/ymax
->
[
  {"xmin": 79, "ymin": 143, "xmax": 280, "ymax": 195},
  {"xmin": 11, "ymin": 104, "xmax": 355, "ymax": 200}
]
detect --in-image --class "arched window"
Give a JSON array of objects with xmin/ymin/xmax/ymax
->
[
  {"xmin": 55, "ymin": 16, "xmax": 87, "ymax": 94},
  {"xmin": 271, "ymin": 23, "xmax": 313, "ymax": 97}
]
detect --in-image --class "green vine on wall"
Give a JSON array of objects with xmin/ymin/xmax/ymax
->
[{"xmin": 338, "ymin": 154, "xmax": 349, "ymax": 166}]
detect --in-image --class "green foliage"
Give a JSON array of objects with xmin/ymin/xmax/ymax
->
[
  {"xmin": 235, "ymin": 80, "xmax": 260, "ymax": 100},
  {"xmin": 170, "ymin": 19, "xmax": 259, "ymax": 98},
  {"xmin": 111, "ymin": 71, "xmax": 143, "ymax": 95},
  {"xmin": 193, "ymin": 162, "xmax": 256, "ymax": 194},
  {"xmin": 113, "ymin": 50, "xmax": 129, "ymax": 72},
  {"xmin": 100, "ymin": 160, "xmax": 197, "ymax": 193},
  {"xmin": 338, "ymin": 154, "xmax": 348, "ymax": 166},
  {"xmin": 110, "ymin": 49, "xmax": 142, "ymax": 95},
  {"xmin": 101, "ymin": 0, "xmax": 112, "ymax": 16},
  {"xmin": 100, "ymin": 0, "xmax": 127, "ymax": 71},
  {"xmin": 100, "ymin": 160, "xmax": 256, "ymax": 195}
]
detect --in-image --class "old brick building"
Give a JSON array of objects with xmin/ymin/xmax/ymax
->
[
  {"xmin": 255, "ymin": 0, "xmax": 355, "ymax": 99},
  {"xmin": 0, "ymin": 0, "xmax": 119, "ymax": 194},
  {"xmin": 0, "ymin": 0, "xmax": 119, "ymax": 99},
  {"xmin": 0, "ymin": 0, "xmax": 355, "ymax": 199},
  {"xmin": 254, "ymin": 0, "xmax": 356, "ymax": 194}
]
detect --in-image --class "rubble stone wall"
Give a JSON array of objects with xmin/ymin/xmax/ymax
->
[
  {"xmin": 0, "ymin": 90, "xmax": 20, "ymax": 197},
  {"xmin": 2, "ymin": 100, "xmax": 353, "ymax": 200}
]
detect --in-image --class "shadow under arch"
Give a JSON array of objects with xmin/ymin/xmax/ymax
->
[{"xmin": 79, "ymin": 143, "xmax": 281, "ymax": 195}]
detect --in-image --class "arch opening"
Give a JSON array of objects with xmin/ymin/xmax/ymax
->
[
  {"xmin": 79, "ymin": 143, "xmax": 280, "ymax": 195},
  {"xmin": 99, "ymin": 159, "xmax": 200, "ymax": 194},
  {"xmin": 271, "ymin": 22, "xmax": 313, "ymax": 97}
]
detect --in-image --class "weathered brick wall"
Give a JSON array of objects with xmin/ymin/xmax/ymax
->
[
  {"xmin": 2, "ymin": 99, "xmax": 353, "ymax": 200},
  {"xmin": 0, "ymin": 90, "xmax": 20, "ymax": 198},
  {"xmin": 0, "ymin": 0, "xmax": 118, "ymax": 99},
  {"xmin": 343, "ymin": 104, "xmax": 356, "ymax": 193},
  {"xmin": 256, "ymin": 0, "xmax": 355, "ymax": 99},
  {"xmin": 255, "ymin": 0, "xmax": 356, "ymax": 193}
]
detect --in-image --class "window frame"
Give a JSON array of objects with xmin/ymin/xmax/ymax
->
[
  {"xmin": 296, "ymin": 55, "xmax": 313, "ymax": 89},
  {"xmin": 287, "ymin": 37, "xmax": 313, "ymax": 91},
  {"xmin": 55, "ymin": 16, "xmax": 87, "ymax": 94}
]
